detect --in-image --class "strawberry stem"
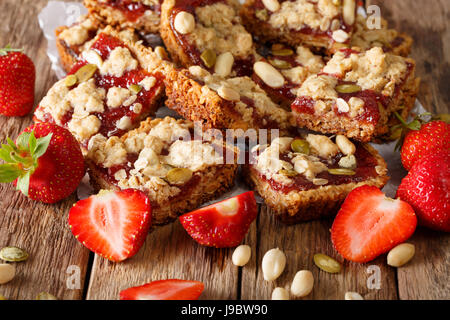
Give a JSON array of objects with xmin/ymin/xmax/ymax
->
[
  {"xmin": 0, "ymin": 45, "xmax": 23, "ymax": 56},
  {"xmin": 0, "ymin": 131, "xmax": 52, "ymax": 196}
]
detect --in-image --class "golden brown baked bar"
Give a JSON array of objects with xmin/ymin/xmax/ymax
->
[
  {"xmin": 291, "ymin": 47, "xmax": 420, "ymax": 142},
  {"xmin": 55, "ymin": 14, "xmax": 166, "ymax": 73},
  {"xmin": 252, "ymin": 43, "xmax": 324, "ymax": 108},
  {"xmin": 243, "ymin": 134, "xmax": 389, "ymax": 224},
  {"xmin": 163, "ymin": 63, "xmax": 296, "ymax": 136},
  {"xmin": 86, "ymin": 117, "xmax": 239, "ymax": 225},
  {"xmin": 240, "ymin": 0, "xmax": 357, "ymax": 52},
  {"xmin": 35, "ymin": 26, "xmax": 165, "ymax": 153},
  {"xmin": 350, "ymin": 14, "xmax": 413, "ymax": 57},
  {"xmin": 160, "ymin": 0, "xmax": 256, "ymax": 77},
  {"xmin": 84, "ymin": 0, "xmax": 161, "ymax": 33}
]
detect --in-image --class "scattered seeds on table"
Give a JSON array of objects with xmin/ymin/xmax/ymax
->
[
  {"xmin": 232, "ymin": 245, "xmax": 251, "ymax": 267},
  {"xmin": 345, "ymin": 291, "xmax": 364, "ymax": 300},
  {"xmin": 0, "ymin": 264, "xmax": 16, "ymax": 285},
  {"xmin": 0, "ymin": 246, "xmax": 29, "ymax": 262},
  {"xmin": 36, "ymin": 292, "xmax": 58, "ymax": 300},
  {"xmin": 272, "ymin": 287, "xmax": 289, "ymax": 300},
  {"xmin": 313, "ymin": 253, "xmax": 341, "ymax": 274},
  {"xmin": 387, "ymin": 243, "xmax": 415, "ymax": 267}
]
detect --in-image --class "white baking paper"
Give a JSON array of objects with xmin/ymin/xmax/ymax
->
[{"xmin": 38, "ymin": 1, "xmax": 425, "ymax": 202}]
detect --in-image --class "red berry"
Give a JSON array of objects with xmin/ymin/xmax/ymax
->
[
  {"xmin": 120, "ymin": 279, "xmax": 204, "ymax": 300},
  {"xmin": 401, "ymin": 120, "xmax": 450, "ymax": 171},
  {"xmin": 0, "ymin": 122, "xmax": 85, "ymax": 203},
  {"xmin": 331, "ymin": 185, "xmax": 417, "ymax": 263},
  {"xmin": 0, "ymin": 47, "xmax": 35, "ymax": 116},
  {"xmin": 179, "ymin": 191, "xmax": 258, "ymax": 248},
  {"xmin": 397, "ymin": 150, "xmax": 450, "ymax": 232},
  {"xmin": 69, "ymin": 189, "xmax": 152, "ymax": 262}
]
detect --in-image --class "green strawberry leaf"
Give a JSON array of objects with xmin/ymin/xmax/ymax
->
[
  {"xmin": 16, "ymin": 132, "xmax": 31, "ymax": 151},
  {"xmin": 0, "ymin": 146, "xmax": 14, "ymax": 163},
  {"xmin": 0, "ymin": 45, "xmax": 23, "ymax": 56},
  {"xmin": 33, "ymin": 133, "xmax": 52, "ymax": 159},
  {"xmin": 16, "ymin": 170, "xmax": 31, "ymax": 196},
  {"xmin": 0, "ymin": 164, "xmax": 21, "ymax": 183},
  {"xmin": 29, "ymin": 132, "xmax": 37, "ymax": 154}
]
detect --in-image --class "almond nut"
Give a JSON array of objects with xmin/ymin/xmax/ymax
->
[
  {"xmin": 173, "ymin": 11, "xmax": 195, "ymax": 34},
  {"xmin": 345, "ymin": 291, "xmax": 364, "ymax": 300},
  {"xmin": 272, "ymin": 287, "xmax": 289, "ymax": 300},
  {"xmin": 0, "ymin": 264, "xmax": 15, "ymax": 284},
  {"xmin": 332, "ymin": 30, "xmax": 350, "ymax": 43},
  {"xmin": 291, "ymin": 270, "xmax": 314, "ymax": 297},
  {"xmin": 262, "ymin": 0, "xmax": 280, "ymax": 12},
  {"xmin": 262, "ymin": 248, "xmax": 286, "ymax": 281},
  {"xmin": 336, "ymin": 135, "xmax": 356, "ymax": 155},
  {"xmin": 254, "ymin": 61, "xmax": 285, "ymax": 88},
  {"xmin": 215, "ymin": 52, "xmax": 234, "ymax": 77},
  {"xmin": 343, "ymin": 0, "xmax": 356, "ymax": 26},
  {"xmin": 387, "ymin": 243, "xmax": 415, "ymax": 267},
  {"xmin": 336, "ymin": 98, "xmax": 350, "ymax": 113},
  {"xmin": 217, "ymin": 86, "xmax": 240, "ymax": 101},
  {"xmin": 232, "ymin": 245, "xmax": 251, "ymax": 267},
  {"xmin": 154, "ymin": 46, "xmax": 168, "ymax": 60}
]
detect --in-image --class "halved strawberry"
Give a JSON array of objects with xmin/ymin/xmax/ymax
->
[
  {"xmin": 120, "ymin": 279, "xmax": 204, "ymax": 300},
  {"xmin": 331, "ymin": 185, "xmax": 417, "ymax": 263},
  {"xmin": 179, "ymin": 191, "xmax": 258, "ymax": 248},
  {"xmin": 68, "ymin": 189, "xmax": 152, "ymax": 262}
]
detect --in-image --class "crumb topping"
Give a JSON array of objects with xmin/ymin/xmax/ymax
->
[
  {"xmin": 188, "ymin": 66, "xmax": 293, "ymax": 129},
  {"xmin": 87, "ymin": 117, "xmax": 229, "ymax": 203},
  {"xmin": 100, "ymin": 46, "xmax": 139, "ymax": 77},
  {"xmin": 187, "ymin": 1, "xmax": 253, "ymax": 59},
  {"xmin": 269, "ymin": 0, "xmax": 341, "ymax": 32}
]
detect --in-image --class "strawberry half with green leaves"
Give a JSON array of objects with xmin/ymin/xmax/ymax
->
[
  {"xmin": 393, "ymin": 112, "xmax": 450, "ymax": 171},
  {"xmin": 179, "ymin": 191, "xmax": 258, "ymax": 248},
  {"xmin": 120, "ymin": 279, "xmax": 204, "ymax": 300},
  {"xmin": 0, "ymin": 45, "xmax": 35, "ymax": 116},
  {"xmin": 0, "ymin": 123, "xmax": 85, "ymax": 203},
  {"xmin": 331, "ymin": 185, "xmax": 417, "ymax": 263},
  {"xmin": 397, "ymin": 150, "xmax": 450, "ymax": 232},
  {"xmin": 69, "ymin": 189, "xmax": 152, "ymax": 262}
]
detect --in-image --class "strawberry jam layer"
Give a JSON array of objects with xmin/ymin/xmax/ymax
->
[
  {"xmin": 255, "ymin": 143, "xmax": 379, "ymax": 194},
  {"xmin": 104, "ymin": 0, "xmax": 161, "ymax": 21},
  {"xmin": 170, "ymin": 0, "xmax": 253, "ymax": 76},
  {"xmin": 252, "ymin": 0, "xmax": 354, "ymax": 41},
  {"xmin": 64, "ymin": 33, "xmax": 163, "ymax": 144}
]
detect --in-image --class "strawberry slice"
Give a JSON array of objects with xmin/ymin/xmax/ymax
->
[
  {"xmin": 331, "ymin": 185, "xmax": 417, "ymax": 263},
  {"xmin": 179, "ymin": 191, "xmax": 258, "ymax": 248},
  {"xmin": 68, "ymin": 189, "xmax": 152, "ymax": 262},
  {"xmin": 120, "ymin": 279, "xmax": 204, "ymax": 300}
]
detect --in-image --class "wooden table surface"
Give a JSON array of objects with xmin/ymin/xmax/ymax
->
[{"xmin": 0, "ymin": 0, "xmax": 449, "ymax": 300}]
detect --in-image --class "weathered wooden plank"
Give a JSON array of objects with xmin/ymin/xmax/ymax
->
[
  {"xmin": 241, "ymin": 206, "xmax": 398, "ymax": 300},
  {"xmin": 367, "ymin": 0, "xmax": 450, "ymax": 300},
  {"xmin": 86, "ymin": 220, "xmax": 239, "ymax": 300},
  {"xmin": 0, "ymin": 0, "xmax": 90, "ymax": 300}
]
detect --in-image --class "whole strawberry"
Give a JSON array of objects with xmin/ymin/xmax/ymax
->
[
  {"xmin": 400, "ymin": 120, "xmax": 449, "ymax": 171},
  {"xmin": 0, "ymin": 123, "xmax": 85, "ymax": 203},
  {"xmin": 0, "ymin": 45, "xmax": 36, "ymax": 117},
  {"xmin": 397, "ymin": 150, "xmax": 450, "ymax": 232}
]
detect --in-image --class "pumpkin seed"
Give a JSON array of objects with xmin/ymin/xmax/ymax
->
[
  {"xmin": 75, "ymin": 64, "xmax": 97, "ymax": 82},
  {"xmin": 313, "ymin": 253, "xmax": 341, "ymax": 273},
  {"xmin": 200, "ymin": 49, "xmax": 216, "ymax": 68},
  {"xmin": 268, "ymin": 58, "xmax": 292, "ymax": 69},
  {"xmin": 271, "ymin": 48, "xmax": 294, "ymax": 56},
  {"xmin": 36, "ymin": 292, "xmax": 58, "ymax": 300},
  {"xmin": 166, "ymin": 168, "xmax": 193, "ymax": 185},
  {"xmin": 129, "ymin": 84, "xmax": 142, "ymax": 94},
  {"xmin": 335, "ymin": 84, "xmax": 361, "ymax": 94},
  {"xmin": 0, "ymin": 246, "xmax": 29, "ymax": 262},
  {"xmin": 64, "ymin": 74, "xmax": 78, "ymax": 87},
  {"xmin": 255, "ymin": 9, "xmax": 268, "ymax": 21},
  {"xmin": 291, "ymin": 139, "xmax": 310, "ymax": 155},
  {"xmin": 279, "ymin": 169, "xmax": 298, "ymax": 177},
  {"xmin": 328, "ymin": 168, "xmax": 356, "ymax": 175},
  {"xmin": 0, "ymin": 294, "xmax": 6, "ymax": 300}
]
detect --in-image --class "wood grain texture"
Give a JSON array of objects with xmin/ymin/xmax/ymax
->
[
  {"xmin": 0, "ymin": 0, "xmax": 90, "ymax": 300},
  {"xmin": 86, "ymin": 221, "xmax": 239, "ymax": 300},
  {"xmin": 367, "ymin": 0, "xmax": 450, "ymax": 300},
  {"xmin": 240, "ymin": 206, "xmax": 397, "ymax": 300}
]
